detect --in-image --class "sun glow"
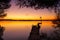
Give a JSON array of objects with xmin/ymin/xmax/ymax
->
[
  {"xmin": 5, "ymin": 14, "xmax": 56, "ymax": 20},
  {"xmin": 4, "ymin": 2, "xmax": 56, "ymax": 20}
]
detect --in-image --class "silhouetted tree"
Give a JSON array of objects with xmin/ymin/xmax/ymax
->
[
  {"xmin": 16, "ymin": 0, "xmax": 60, "ymax": 20},
  {"xmin": 0, "ymin": 0, "xmax": 10, "ymax": 40},
  {"xmin": 0, "ymin": 9, "xmax": 7, "ymax": 18},
  {"xmin": 39, "ymin": 24, "xmax": 60, "ymax": 40},
  {"xmin": 0, "ymin": 25, "xmax": 5, "ymax": 40},
  {"xmin": 48, "ymin": 24, "xmax": 60, "ymax": 40},
  {"xmin": 16, "ymin": 0, "xmax": 59, "ymax": 8},
  {"xmin": 0, "ymin": 0, "xmax": 11, "ymax": 18}
]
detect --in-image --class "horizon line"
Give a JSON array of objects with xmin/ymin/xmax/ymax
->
[{"xmin": 0, "ymin": 19, "xmax": 60, "ymax": 21}]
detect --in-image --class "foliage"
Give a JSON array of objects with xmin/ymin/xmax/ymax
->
[
  {"xmin": 0, "ymin": 0, "xmax": 11, "ymax": 18},
  {"xmin": 16, "ymin": 0, "xmax": 60, "ymax": 9}
]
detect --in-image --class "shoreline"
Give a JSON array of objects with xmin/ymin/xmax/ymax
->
[{"xmin": 0, "ymin": 19, "xmax": 60, "ymax": 21}]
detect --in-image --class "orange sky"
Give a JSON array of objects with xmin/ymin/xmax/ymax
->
[{"xmin": 4, "ymin": 0, "xmax": 56, "ymax": 20}]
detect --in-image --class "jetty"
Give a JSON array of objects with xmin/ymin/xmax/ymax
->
[{"xmin": 28, "ymin": 22, "xmax": 42, "ymax": 40}]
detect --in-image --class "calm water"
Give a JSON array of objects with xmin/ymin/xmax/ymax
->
[{"xmin": 0, "ymin": 21, "xmax": 56, "ymax": 40}]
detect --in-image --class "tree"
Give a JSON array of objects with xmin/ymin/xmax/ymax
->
[
  {"xmin": 0, "ymin": 0, "xmax": 11, "ymax": 18},
  {"xmin": 16, "ymin": 0, "xmax": 60, "ymax": 20}
]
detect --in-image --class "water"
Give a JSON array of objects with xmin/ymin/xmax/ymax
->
[{"xmin": 0, "ymin": 21, "xmax": 56, "ymax": 40}]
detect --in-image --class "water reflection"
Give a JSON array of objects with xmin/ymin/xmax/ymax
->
[
  {"xmin": 28, "ymin": 21, "xmax": 60, "ymax": 40},
  {"xmin": 28, "ymin": 22, "xmax": 48, "ymax": 40},
  {"xmin": 41, "ymin": 21, "xmax": 60, "ymax": 40},
  {"xmin": 0, "ymin": 21, "xmax": 60, "ymax": 40},
  {"xmin": 0, "ymin": 25, "xmax": 5, "ymax": 40}
]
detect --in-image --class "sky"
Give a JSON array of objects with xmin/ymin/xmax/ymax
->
[{"xmin": 4, "ymin": 0, "xmax": 56, "ymax": 20}]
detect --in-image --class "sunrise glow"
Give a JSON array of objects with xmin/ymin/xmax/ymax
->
[{"xmin": 3, "ymin": 0, "xmax": 56, "ymax": 20}]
